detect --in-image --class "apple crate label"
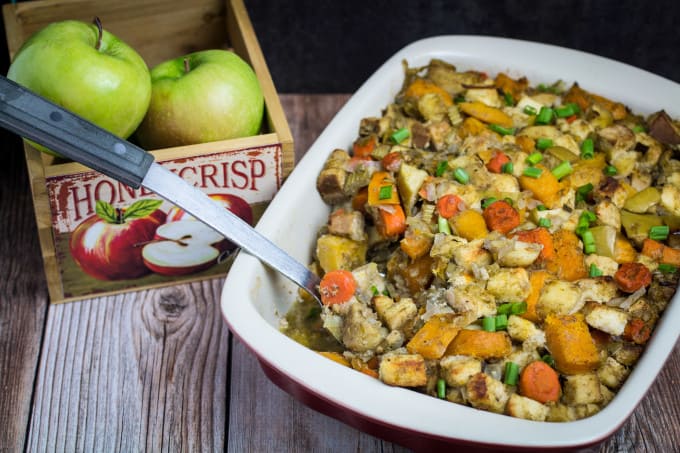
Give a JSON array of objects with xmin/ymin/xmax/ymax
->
[
  {"xmin": 47, "ymin": 145, "xmax": 282, "ymax": 233},
  {"xmin": 44, "ymin": 145, "xmax": 282, "ymax": 298}
]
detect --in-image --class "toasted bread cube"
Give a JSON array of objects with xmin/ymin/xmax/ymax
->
[
  {"xmin": 507, "ymin": 315, "xmax": 542, "ymax": 343},
  {"xmin": 449, "ymin": 284, "xmax": 496, "ymax": 319},
  {"xmin": 547, "ymin": 404, "xmax": 577, "ymax": 422},
  {"xmin": 585, "ymin": 305, "xmax": 628, "ymax": 336},
  {"xmin": 577, "ymin": 277, "xmax": 619, "ymax": 303},
  {"xmin": 452, "ymin": 239, "xmax": 493, "ymax": 271},
  {"xmin": 573, "ymin": 404, "xmax": 602, "ymax": 419},
  {"xmin": 373, "ymin": 295, "xmax": 417, "ymax": 331},
  {"xmin": 440, "ymin": 355, "xmax": 482, "ymax": 387},
  {"xmin": 584, "ymin": 255, "xmax": 619, "ymax": 277},
  {"xmin": 506, "ymin": 393, "xmax": 549, "ymax": 421},
  {"xmin": 465, "ymin": 372, "xmax": 510, "ymax": 414},
  {"xmin": 612, "ymin": 343, "xmax": 643, "ymax": 366},
  {"xmin": 536, "ymin": 280, "xmax": 583, "ymax": 319},
  {"xmin": 597, "ymin": 357, "xmax": 630, "ymax": 389},
  {"xmin": 563, "ymin": 373, "xmax": 603, "ymax": 405},
  {"xmin": 379, "ymin": 353, "xmax": 428, "ymax": 387},
  {"xmin": 486, "ymin": 267, "xmax": 531, "ymax": 302},
  {"xmin": 341, "ymin": 303, "xmax": 386, "ymax": 353}
]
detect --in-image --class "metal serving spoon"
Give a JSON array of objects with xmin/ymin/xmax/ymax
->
[{"xmin": 0, "ymin": 75, "xmax": 323, "ymax": 305}]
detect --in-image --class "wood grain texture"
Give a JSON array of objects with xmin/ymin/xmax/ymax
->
[
  {"xmin": 0, "ymin": 132, "xmax": 48, "ymax": 452},
  {"xmin": 26, "ymin": 281, "xmax": 228, "ymax": 452}
]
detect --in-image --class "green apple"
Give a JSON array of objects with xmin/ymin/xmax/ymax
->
[
  {"xmin": 135, "ymin": 49, "xmax": 264, "ymax": 149},
  {"xmin": 7, "ymin": 18, "xmax": 151, "ymax": 155}
]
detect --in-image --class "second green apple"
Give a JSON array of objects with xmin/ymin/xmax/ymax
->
[{"xmin": 135, "ymin": 49, "xmax": 264, "ymax": 149}]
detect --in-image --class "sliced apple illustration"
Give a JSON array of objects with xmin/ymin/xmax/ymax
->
[
  {"xmin": 142, "ymin": 220, "xmax": 229, "ymax": 276},
  {"xmin": 166, "ymin": 193, "xmax": 252, "ymax": 253}
]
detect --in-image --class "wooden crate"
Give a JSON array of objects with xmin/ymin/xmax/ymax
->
[{"xmin": 3, "ymin": 0, "xmax": 294, "ymax": 303}]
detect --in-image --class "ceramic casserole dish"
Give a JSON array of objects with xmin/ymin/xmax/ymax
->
[{"xmin": 221, "ymin": 35, "xmax": 680, "ymax": 451}]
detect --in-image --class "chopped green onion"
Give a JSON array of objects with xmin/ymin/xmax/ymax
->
[
  {"xmin": 632, "ymin": 125, "xmax": 646, "ymax": 133},
  {"xmin": 504, "ymin": 361, "xmax": 519, "ymax": 386},
  {"xmin": 580, "ymin": 138, "xmax": 594, "ymax": 159},
  {"xmin": 604, "ymin": 165, "xmax": 618, "ymax": 176},
  {"xmin": 582, "ymin": 210, "xmax": 597, "ymax": 223},
  {"xmin": 535, "ymin": 107, "xmax": 554, "ymax": 125},
  {"xmin": 526, "ymin": 152, "xmax": 543, "ymax": 165},
  {"xmin": 502, "ymin": 162, "xmax": 514, "ymax": 174},
  {"xmin": 390, "ymin": 127, "xmax": 410, "ymax": 144},
  {"xmin": 658, "ymin": 263, "xmax": 678, "ymax": 273},
  {"xmin": 541, "ymin": 355, "xmax": 556, "ymax": 368},
  {"xmin": 482, "ymin": 316, "xmax": 496, "ymax": 332},
  {"xmin": 649, "ymin": 225, "xmax": 670, "ymax": 241},
  {"xmin": 454, "ymin": 167, "xmax": 470, "ymax": 184},
  {"xmin": 482, "ymin": 197, "xmax": 498, "ymax": 209},
  {"xmin": 555, "ymin": 103, "xmax": 579, "ymax": 118},
  {"xmin": 437, "ymin": 378, "xmax": 446, "ymax": 399},
  {"xmin": 552, "ymin": 161, "xmax": 573, "ymax": 180},
  {"xmin": 495, "ymin": 314, "xmax": 508, "ymax": 331},
  {"xmin": 589, "ymin": 263, "xmax": 603, "ymax": 277},
  {"xmin": 536, "ymin": 204, "xmax": 547, "ymax": 211},
  {"xmin": 435, "ymin": 160, "xmax": 449, "ymax": 177},
  {"xmin": 438, "ymin": 215, "xmax": 452, "ymax": 235},
  {"xmin": 504, "ymin": 197, "xmax": 514, "ymax": 206},
  {"xmin": 382, "ymin": 288, "xmax": 390, "ymax": 296},
  {"xmin": 454, "ymin": 94, "xmax": 466, "ymax": 104},
  {"xmin": 504, "ymin": 92, "xmax": 514, "ymax": 106},
  {"xmin": 536, "ymin": 138, "xmax": 553, "ymax": 150},
  {"xmin": 371, "ymin": 285, "xmax": 380, "ymax": 296},
  {"xmin": 378, "ymin": 185, "xmax": 393, "ymax": 200},
  {"xmin": 576, "ymin": 183, "xmax": 594, "ymax": 203},
  {"xmin": 523, "ymin": 167, "xmax": 543, "ymax": 178},
  {"xmin": 582, "ymin": 230, "xmax": 596, "ymax": 254},
  {"xmin": 510, "ymin": 301, "xmax": 527, "ymax": 315},
  {"xmin": 538, "ymin": 217, "xmax": 552, "ymax": 228},
  {"xmin": 497, "ymin": 303, "xmax": 512, "ymax": 315},
  {"xmin": 523, "ymin": 105, "xmax": 538, "ymax": 116},
  {"xmin": 489, "ymin": 124, "xmax": 517, "ymax": 136}
]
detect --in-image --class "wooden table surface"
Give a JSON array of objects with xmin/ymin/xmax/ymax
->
[{"xmin": 1, "ymin": 94, "xmax": 679, "ymax": 452}]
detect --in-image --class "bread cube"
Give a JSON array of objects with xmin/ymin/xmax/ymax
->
[
  {"xmin": 506, "ymin": 393, "xmax": 549, "ymax": 421},
  {"xmin": 536, "ymin": 280, "xmax": 583, "ymax": 318},
  {"xmin": 597, "ymin": 357, "xmax": 630, "ymax": 389},
  {"xmin": 439, "ymin": 355, "xmax": 482, "ymax": 387},
  {"xmin": 373, "ymin": 295, "xmax": 417, "ymax": 331},
  {"xmin": 486, "ymin": 267, "xmax": 530, "ymax": 302},
  {"xmin": 465, "ymin": 372, "xmax": 510, "ymax": 414},
  {"xmin": 507, "ymin": 315, "xmax": 541, "ymax": 343},
  {"xmin": 379, "ymin": 353, "xmax": 428, "ymax": 387},
  {"xmin": 563, "ymin": 373, "xmax": 603, "ymax": 405},
  {"xmin": 585, "ymin": 304, "xmax": 628, "ymax": 336}
]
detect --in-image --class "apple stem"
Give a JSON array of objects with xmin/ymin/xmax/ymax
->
[
  {"xmin": 116, "ymin": 208, "xmax": 124, "ymax": 224},
  {"xmin": 183, "ymin": 57, "xmax": 190, "ymax": 74},
  {"xmin": 93, "ymin": 16, "xmax": 103, "ymax": 51}
]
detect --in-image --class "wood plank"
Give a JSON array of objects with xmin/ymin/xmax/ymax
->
[
  {"xmin": 0, "ymin": 131, "xmax": 49, "ymax": 451},
  {"xmin": 26, "ymin": 280, "xmax": 228, "ymax": 452}
]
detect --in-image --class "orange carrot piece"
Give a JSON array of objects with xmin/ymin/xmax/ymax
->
[
  {"xmin": 367, "ymin": 171, "xmax": 400, "ymax": 206},
  {"xmin": 400, "ymin": 232, "xmax": 433, "ymax": 260},
  {"xmin": 614, "ymin": 262, "xmax": 652, "ymax": 293},
  {"xmin": 319, "ymin": 269, "xmax": 357, "ymax": 305},
  {"xmin": 318, "ymin": 351, "xmax": 351, "ymax": 367},
  {"xmin": 436, "ymin": 194, "xmax": 463, "ymax": 219},
  {"xmin": 352, "ymin": 134, "xmax": 377, "ymax": 158},
  {"xmin": 352, "ymin": 187, "xmax": 369, "ymax": 213},
  {"xmin": 486, "ymin": 151, "xmax": 511, "ymax": 174},
  {"xmin": 381, "ymin": 152, "xmax": 403, "ymax": 171},
  {"xmin": 376, "ymin": 205, "xmax": 407, "ymax": 238},
  {"xmin": 623, "ymin": 318, "xmax": 652, "ymax": 345},
  {"xmin": 482, "ymin": 200, "xmax": 520, "ymax": 235},
  {"xmin": 519, "ymin": 361, "xmax": 561, "ymax": 403},
  {"xmin": 513, "ymin": 227, "xmax": 555, "ymax": 262}
]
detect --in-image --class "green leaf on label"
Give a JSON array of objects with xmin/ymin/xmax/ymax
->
[
  {"xmin": 123, "ymin": 199, "xmax": 163, "ymax": 220},
  {"xmin": 95, "ymin": 200, "xmax": 118, "ymax": 223}
]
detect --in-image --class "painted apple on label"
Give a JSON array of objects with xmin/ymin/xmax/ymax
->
[
  {"xmin": 69, "ymin": 199, "xmax": 166, "ymax": 280},
  {"xmin": 142, "ymin": 220, "xmax": 230, "ymax": 276},
  {"xmin": 166, "ymin": 193, "xmax": 252, "ymax": 252}
]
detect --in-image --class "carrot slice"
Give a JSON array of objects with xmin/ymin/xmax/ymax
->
[
  {"xmin": 376, "ymin": 205, "xmax": 407, "ymax": 237},
  {"xmin": 614, "ymin": 262, "xmax": 652, "ymax": 293},
  {"xmin": 642, "ymin": 238, "xmax": 680, "ymax": 266},
  {"xmin": 482, "ymin": 200, "xmax": 520, "ymax": 235},
  {"xmin": 623, "ymin": 318, "xmax": 652, "ymax": 345},
  {"xmin": 486, "ymin": 151, "xmax": 510, "ymax": 174},
  {"xmin": 319, "ymin": 270, "xmax": 357, "ymax": 305},
  {"xmin": 352, "ymin": 134, "xmax": 377, "ymax": 158},
  {"xmin": 519, "ymin": 361, "xmax": 561, "ymax": 403},
  {"xmin": 436, "ymin": 194, "xmax": 463, "ymax": 219}
]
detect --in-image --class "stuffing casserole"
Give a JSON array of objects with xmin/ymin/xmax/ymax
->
[{"xmin": 283, "ymin": 59, "xmax": 680, "ymax": 422}]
